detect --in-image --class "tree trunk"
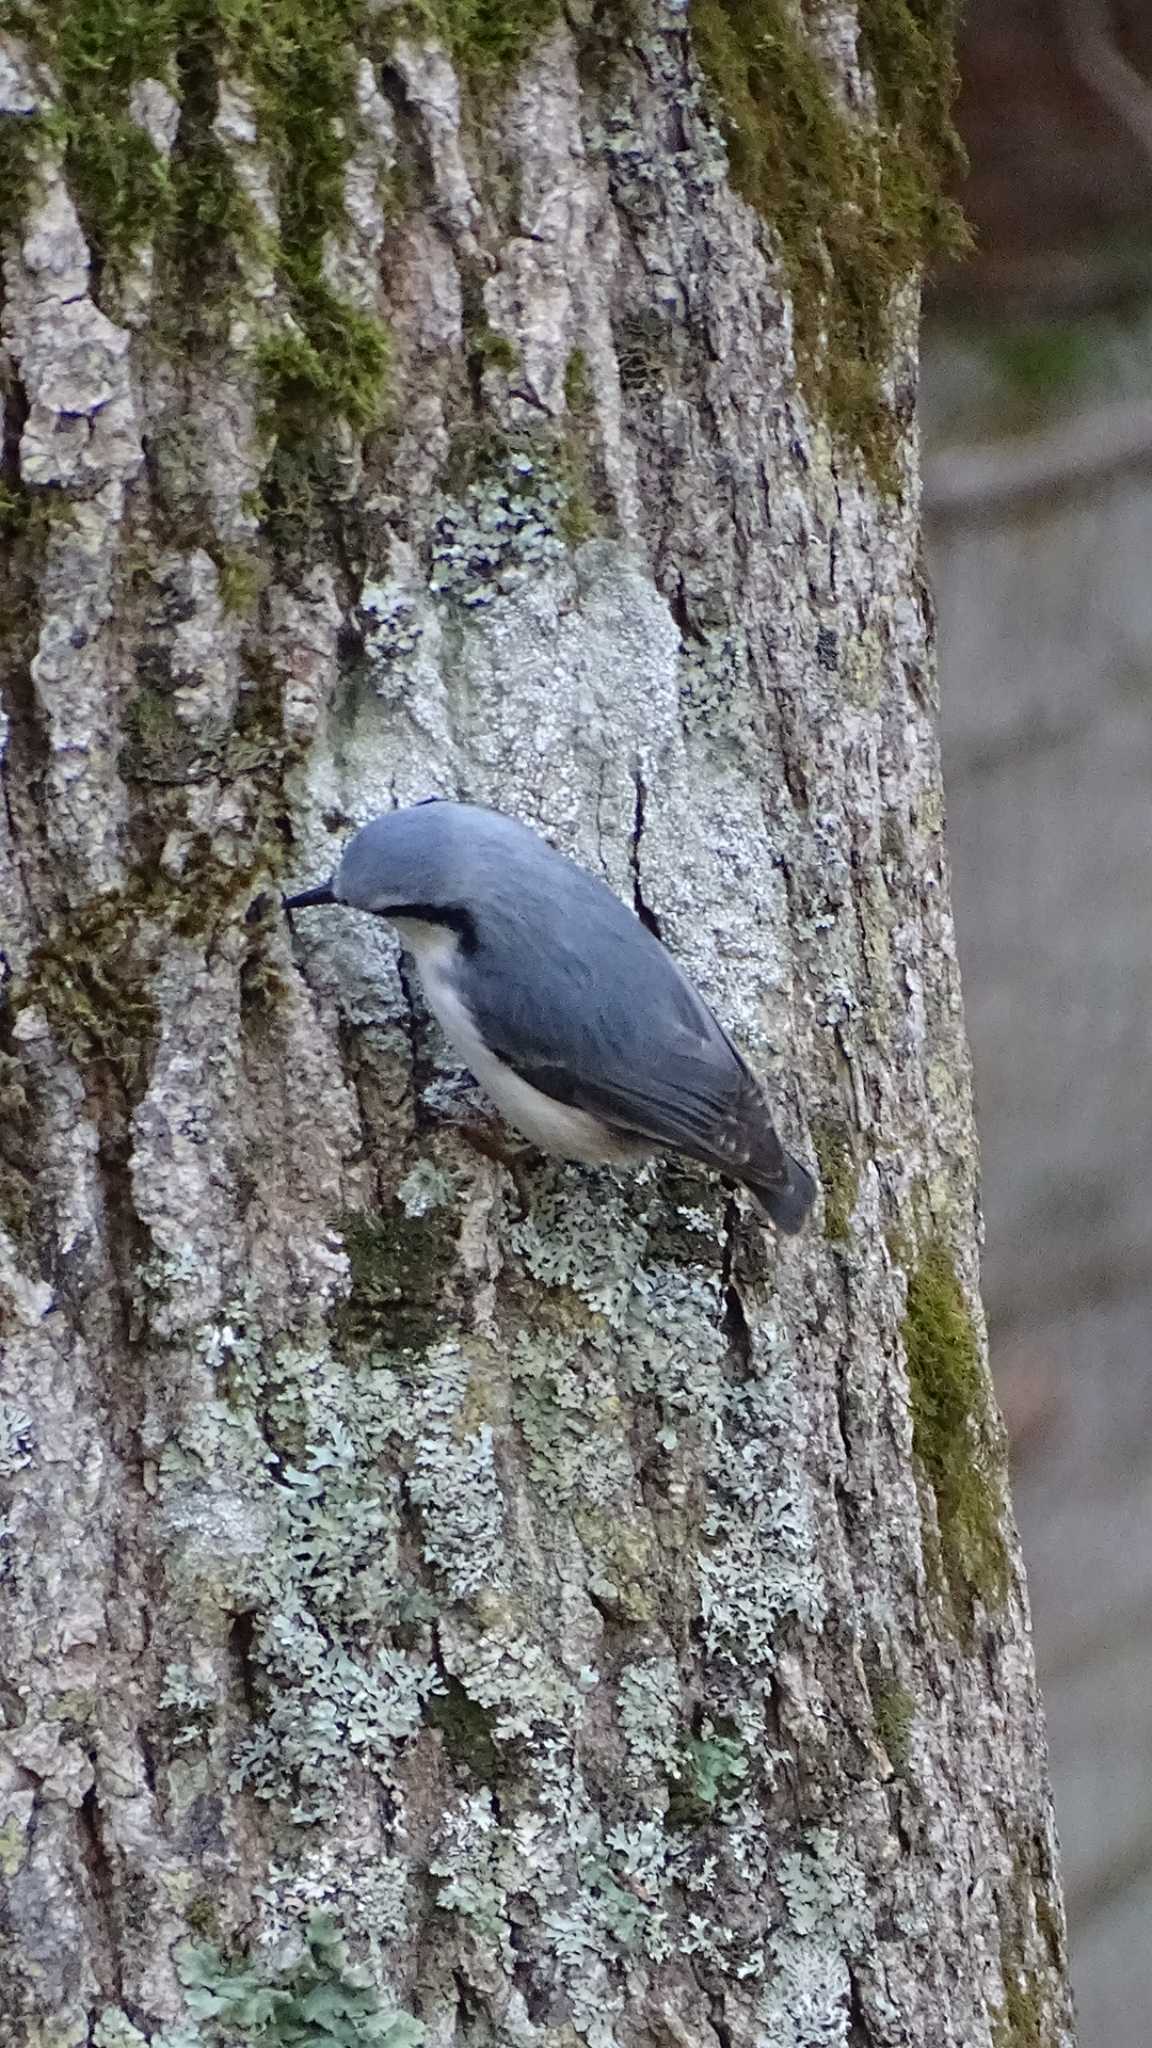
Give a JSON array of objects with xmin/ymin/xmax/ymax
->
[{"xmin": 0, "ymin": 6, "xmax": 1074, "ymax": 2047}]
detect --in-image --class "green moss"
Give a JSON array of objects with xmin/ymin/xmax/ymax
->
[
  {"xmin": 5, "ymin": 0, "xmax": 179, "ymax": 276},
  {"xmin": 1034, "ymin": 1890, "xmax": 1062, "ymax": 1971},
  {"xmin": 214, "ymin": 547, "xmax": 266, "ymax": 615},
  {"xmin": 231, "ymin": 0, "xmax": 393, "ymax": 550},
  {"xmin": 989, "ymin": 1839, "xmax": 1066, "ymax": 2045},
  {"xmin": 256, "ymin": 307, "xmax": 391, "ymax": 438},
  {"xmin": 564, "ymin": 347, "xmax": 593, "ymax": 411},
  {"xmin": 159, "ymin": 18, "xmax": 264, "ymax": 323},
  {"xmin": 556, "ymin": 441, "xmax": 599, "ymax": 544},
  {"xmin": 184, "ymin": 1893, "xmax": 222, "ymax": 1940},
  {"xmin": 406, "ymin": 0, "xmax": 559, "ymax": 78},
  {"xmin": 690, "ymin": 0, "xmax": 968, "ymax": 483},
  {"xmin": 0, "ymin": 479, "xmax": 35, "ymax": 544},
  {"xmin": 557, "ymin": 351, "xmax": 605, "ymax": 543},
  {"xmin": 809, "ymin": 1117, "xmax": 857, "ymax": 1244},
  {"xmin": 465, "ymin": 323, "xmax": 520, "ymax": 374},
  {"xmin": 17, "ymin": 900, "xmax": 159, "ymax": 1099},
  {"xmin": 11, "ymin": 834, "xmax": 285, "ymax": 1108},
  {"xmin": 993, "ymin": 1924, "xmax": 1046, "ymax": 2048},
  {"xmin": 0, "ymin": 482, "xmax": 27, "ymax": 532},
  {"xmin": 0, "ymin": 1053, "xmax": 34, "ymax": 1242},
  {"xmin": 120, "ymin": 674, "xmax": 291, "ymax": 817},
  {"xmin": 10, "ymin": 0, "xmax": 392, "ymax": 553},
  {"xmin": 0, "ymin": 112, "xmax": 45, "ymax": 244},
  {"xmin": 337, "ymin": 1207, "xmax": 458, "ymax": 1356},
  {"xmin": 867, "ymin": 1673, "xmax": 914, "ymax": 1772},
  {"xmin": 121, "ymin": 689, "xmax": 215, "ymax": 785},
  {"xmin": 903, "ymin": 1239, "xmax": 1010, "ymax": 1627},
  {"xmin": 238, "ymin": 891, "xmax": 292, "ymax": 1019},
  {"xmin": 641, "ymin": 1164, "xmax": 725, "ymax": 1268},
  {"xmin": 425, "ymin": 1675, "xmax": 503, "ymax": 1779}
]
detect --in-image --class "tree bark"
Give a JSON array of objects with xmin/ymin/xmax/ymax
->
[{"xmin": 0, "ymin": 5, "xmax": 1074, "ymax": 2047}]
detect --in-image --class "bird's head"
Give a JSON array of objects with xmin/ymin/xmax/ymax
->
[{"xmin": 284, "ymin": 799, "xmax": 506, "ymax": 926}]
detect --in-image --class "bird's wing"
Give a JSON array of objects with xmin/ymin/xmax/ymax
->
[
  {"xmin": 460, "ymin": 909, "xmax": 782, "ymax": 1178},
  {"xmin": 511, "ymin": 1050, "xmax": 787, "ymax": 1182}
]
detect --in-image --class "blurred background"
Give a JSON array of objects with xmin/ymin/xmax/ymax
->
[{"xmin": 922, "ymin": 2, "xmax": 1152, "ymax": 2040}]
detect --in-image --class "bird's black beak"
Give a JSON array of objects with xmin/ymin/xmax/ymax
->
[{"xmin": 283, "ymin": 881, "xmax": 336, "ymax": 910}]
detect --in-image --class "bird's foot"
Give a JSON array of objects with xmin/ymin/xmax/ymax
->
[{"xmin": 455, "ymin": 1125, "xmax": 536, "ymax": 1214}]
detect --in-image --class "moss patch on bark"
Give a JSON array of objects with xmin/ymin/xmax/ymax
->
[
  {"xmin": 902, "ymin": 1238, "xmax": 1010, "ymax": 1629},
  {"xmin": 689, "ymin": 0, "xmax": 967, "ymax": 484}
]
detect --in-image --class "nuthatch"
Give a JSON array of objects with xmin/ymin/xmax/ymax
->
[{"xmin": 285, "ymin": 801, "xmax": 815, "ymax": 1231}]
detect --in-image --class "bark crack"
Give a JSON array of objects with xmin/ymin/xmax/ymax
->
[
  {"xmin": 228, "ymin": 1609, "xmax": 260, "ymax": 1718},
  {"xmin": 629, "ymin": 766, "xmax": 662, "ymax": 938},
  {"xmin": 78, "ymin": 1784, "xmax": 124, "ymax": 2005},
  {"xmin": 393, "ymin": 945, "xmax": 434, "ymax": 1127},
  {"xmin": 720, "ymin": 1193, "xmax": 753, "ymax": 1375}
]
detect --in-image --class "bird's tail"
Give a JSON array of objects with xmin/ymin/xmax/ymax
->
[{"xmin": 744, "ymin": 1149, "xmax": 817, "ymax": 1235}]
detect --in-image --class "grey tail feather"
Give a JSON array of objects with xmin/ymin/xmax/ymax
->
[{"xmin": 745, "ymin": 1150, "xmax": 817, "ymax": 1234}]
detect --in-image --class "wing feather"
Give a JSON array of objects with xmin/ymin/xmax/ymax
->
[{"xmin": 460, "ymin": 899, "xmax": 784, "ymax": 1180}]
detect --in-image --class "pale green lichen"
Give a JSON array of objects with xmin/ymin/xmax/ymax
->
[
  {"xmin": 395, "ymin": 1160, "xmax": 464, "ymax": 1217},
  {"xmin": 257, "ymin": 1848, "xmax": 410, "ymax": 1960},
  {"xmin": 429, "ymin": 447, "xmax": 570, "ymax": 608},
  {"xmin": 162, "ymin": 1307, "xmax": 443, "ymax": 1823},
  {"xmin": 173, "ymin": 1913, "xmax": 425, "ymax": 2047},
  {"xmin": 618, "ymin": 1658, "xmax": 682, "ymax": 1787},
  {"xmin": 158, "ymin": 1662, "xmax": 218, "ymax": 1749},
  {"xmin": 510, "ymin": 1324, "xmax": 634, "ymax": 1509},
  {"xmin": 508, "ymin": 1163, "xmax": 649, "ymax": 1326},
  {"xmin": 698, "ymin": 1371, "xmax": 827, "ymax": 1662},
  {"xmin": 0, "ymin": 1812, "xmax": 28, "ymax": 1879},
  {"xmin": 427, "ymin": 1791, "xmax": 515, "ymax": 1949},
  {"xmin": 93, "ymin": 2014, "xmax": 154, "ymax": 2048},
  {"xmin": 667, "ymin": 1729, "xmax": 747, "ymax": 1824},
  {"xmin": 357, "ymin": 580, "xmax": 424, "ymax": 695},
  {"xmin": 405, "ymin": 1350, "xmax": 505, "ymax": 1598}
]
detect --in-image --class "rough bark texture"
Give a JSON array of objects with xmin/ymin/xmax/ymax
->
[{"xmin": 0, "ymin": 7, "xmax": 1073, "ymax": 2048}]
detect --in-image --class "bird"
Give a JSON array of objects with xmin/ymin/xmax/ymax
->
[{"xmin": 284, "ymin": 801, "xmax": 816, "ymax": 1232}]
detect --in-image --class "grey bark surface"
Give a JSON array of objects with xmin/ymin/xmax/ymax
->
[{"xmin": 0, "ymin": 10, "xmax": 1073, "ymax": 2048}]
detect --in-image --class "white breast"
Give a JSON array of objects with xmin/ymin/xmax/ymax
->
[{"xmin": 392, "ymin": 917, "xmax": 650, "ymax": 1165}]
